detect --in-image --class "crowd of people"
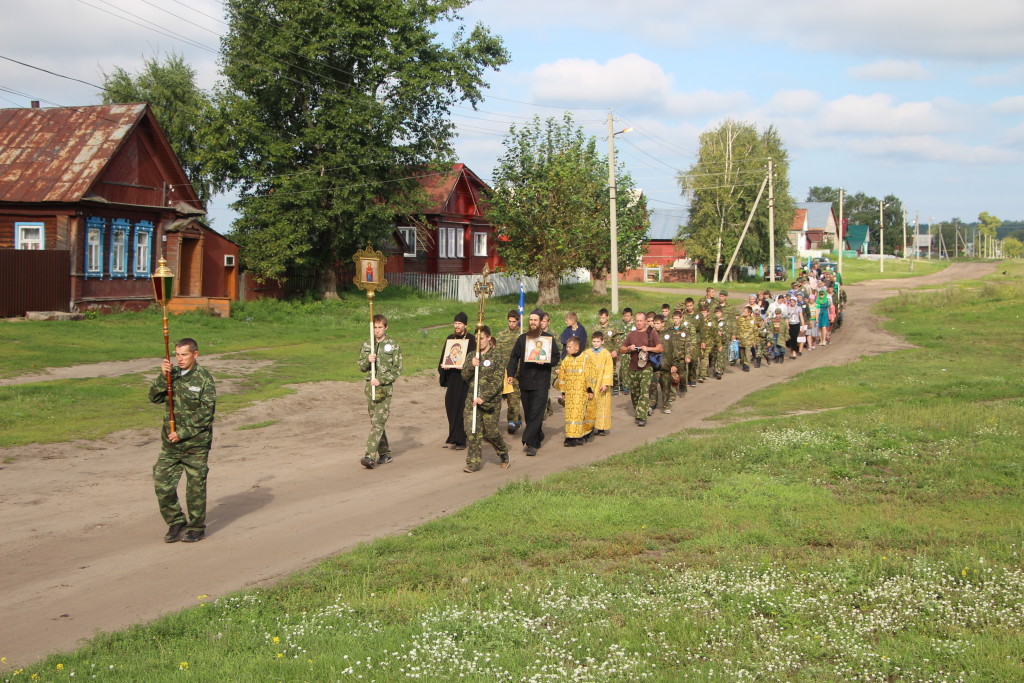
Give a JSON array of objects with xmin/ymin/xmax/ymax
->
[{"xmin": 358, "ymin": 265, "xmax": 846, "ymax": 475}]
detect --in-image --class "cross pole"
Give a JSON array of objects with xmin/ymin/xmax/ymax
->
[{"xmin": 471, "ymin": 265, "xmax": 494, "ymax": 433}]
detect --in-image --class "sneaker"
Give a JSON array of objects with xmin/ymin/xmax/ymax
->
[
  {"xmin": 360, "ymin": 456, "xmax": 377, "ymax": 469},
  {"xmin": 688, "ymin": 381, "xmax": 697, "ymax": 387},
  {"xmin": 637, "ymin": 419, "xmax": 647, "ymax": 427},
  {"xmin": 662, "ymin": 407, "xmax": 672, "ymax": 414},
  {"xmin": 715, "ymin": 373, "xmax": 722, "ymax": 380},
  {"xmin": 508, "ymin": 421, "xmax": 517, "ymax": 434},
  {"xmin": 622, "ymin": 388, "xmax": 630, "ymax": 395},
  {"xmin": 164, "ymin": 522, "xmax": 186, "ymax": 543},
  {"xmin": 463, "ymin": 465, "xmax": 481, "ymax": 473},
  {"xmin": 499, "ymin": 454, "xmax": 510, "ymax": 469},
  {"xmin": 563, "ymin": 438, "xmax": 576, "ymax": 447},
  {"xmin": 596, "ymin": 429, "xmax": 609, "ymax": 436},
  {"xmin": 377, "ymin": 454, "xmax": 393, "ymax": 465},
  {"xmin": 648, "ymin": 407, "xmax": 654, "ymax": 416},
  {"xmin": 743, "ymin": 365, "xmax": 750, "ymax": 372},
  {"xmin": 453, "ymin": 443, "xmax": 466, "ymax": 450},
  {"xmin": 613, "ymin": 387, "xmax": 619, "ymax": 396},
  {"xmin": 181, "ymin": 529, "xmax": 205, "ymax": 543}
]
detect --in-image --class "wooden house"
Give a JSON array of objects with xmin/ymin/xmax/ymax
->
[
  {"xmin": 0, "ymin": 102, "xmax": 238, "ymax": 317},
  {"xmin": 390, "ymin": 163, "xmax": 503, "ymax": 275},
  {"xmin": 620, "ymin": 208, "xmax": 693, "ymax": 283},
  {"xmin": 789, "ymin": 202, "xmax": 839, "ymax": 256}
]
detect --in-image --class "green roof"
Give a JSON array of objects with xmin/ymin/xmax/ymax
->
[{"xmin": 845, "ymin": 224, "xmax": 869, "ymax": 246}]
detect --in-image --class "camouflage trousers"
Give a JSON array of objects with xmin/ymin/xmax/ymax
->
[
  {"xmin": 650, "ymin": 368, "xmax": 673, "ymax": 409},
  {"xmin": 709, "ymin": 344, "xmax": 726, "ymax": 376},
  {"xmin": 755, "ymin": 337, "xmax": 769, "ymax": 360},
  {"xmin": 365, "ymin": 383, "xmax": 392, "ymax": 461},
  {"xmin": 503, "ymin": 380, "xmax": 522, "ymax": 424},
  {"xmin": 628, "ymin": 367, "xmax": 653, "ymax": 420},
  {"xmin": 464, "ymin": 403, "xmax": 508, "ymax": 469},
  {"xmin": 153, "ymin": 447, "xmax": 209, "ymax": 530},
  {"xmin": 697, "ymin": 345, "xmax": 711, "ymax": 380}
]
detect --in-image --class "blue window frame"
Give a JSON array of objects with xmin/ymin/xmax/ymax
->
[
  {"xmin": 84, "ymin": 217, "xmax": 105, "ymax": 278},
  {"xmin": 133, "ymin": 221, "xmax": 154, "ymax": 277},
  {"xmin": 109, "ymin": 218, "xmax": 130, "ymax": 279},
  {"xmin": 15, "ymin": 222, "xmax": 45, "ymax": 250}
]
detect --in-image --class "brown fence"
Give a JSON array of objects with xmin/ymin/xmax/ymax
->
[{"xmin": 0, "ymin": 249, "xmax": 71, "ymax": 317}]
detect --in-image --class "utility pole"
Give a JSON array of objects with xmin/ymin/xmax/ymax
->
[
  {"xmin": 879, "ymin": 201, "xmax": 885, "ymax": 273},
  {"xmin": 929, "ymin": 217, "xmax": 934, "ymax": 259},
  {"xmin": 902, "ymin": 209, "xmax": 908, "ymax": 267},
  {"xmin": 912, "ymin": 213, "xmax": 919, "ymax": 272},
  {"xmin": 607, "ymin": 110, "xmax": 620, "ymax": 316},
  {"xmin": 837, "ymin": 188, "xmax": 844, "ymax": 275},
  {"xmin": 768, "ymin": 158, "xmax": 775, "ymax": 282}
]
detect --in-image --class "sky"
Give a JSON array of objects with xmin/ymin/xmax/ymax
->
[{"xmin": 2, "ymin": 0, "xmax": 1023, "ymax": 228}]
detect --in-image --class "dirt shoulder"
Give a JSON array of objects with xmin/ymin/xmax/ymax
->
[{"xmin": 0, "ymin": 262, "xmax": 994, "ymax": 668}]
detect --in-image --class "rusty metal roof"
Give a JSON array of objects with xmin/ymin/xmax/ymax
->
[{"xmin": 0, "ymin": 103, "xmax": 146, "ymax": 204}]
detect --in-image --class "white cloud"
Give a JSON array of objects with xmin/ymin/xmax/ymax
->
[
  {"xmin": 989, "ymin": 95, "xmax": 1024, "ymax": 115},
  {"xmin": 764, "ymin": 90, "xmax": 822, "ymax": 115},
  {"xmin": 847, "ymin": 59, "xmax": 931, "ymax": 82},
  {"xmin": 819, "ymin": 94, "xmax": 957, "ymax": 135},
  {"xmin": 529, "ymin": 54, "xmax": 748, "ymax": 116},
  {"xmin": 849, "ymin": 135, "xmax": 1019, "ymax": 164}
]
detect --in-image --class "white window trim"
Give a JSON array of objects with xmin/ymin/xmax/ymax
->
[
  {"xmin": 473, "ymin": 231, "xmax": 487, "ymax": 257},
  {"xmin": 85, "ymin": 218, "xmax": 105, "ymax": 278},
  {"xmin": 133, "ymin": 222, "xmax": 154, "ymax": 277},
  {"xmin": 397, "ymin": 226, "xmax": 416, "ymax": 257},
  {"xmin": 15, "ymin": 222, "xmax": 45, "ymax": 250},
  {"xmin": 439, "ymin": 226, "xmax": 464, "ymax": 259},
  {"xmin": 110, "ymin": 220, "xmax": 129, "ymax": 278}
]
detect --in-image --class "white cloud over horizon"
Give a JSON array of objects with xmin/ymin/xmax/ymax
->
[{"xmin": 847, "ymin": 59, "xmax": 931, "ymax": 82}]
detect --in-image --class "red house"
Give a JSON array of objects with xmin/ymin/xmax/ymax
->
[
  {"xmin": 621, "ymin": 208, "xmax": 694, "ymax": 283},
  {"xmin": 0, "ymin": 103, "xmax": 239, "ymax": 317},
  {"xmin": 390, "ymin": 163, "xmax": 503, "ymax": 275}
]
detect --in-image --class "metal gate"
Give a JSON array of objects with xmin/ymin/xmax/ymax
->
[{"xmin": 0, "ymin": 249, "xmax": 71, "ymax": 317}]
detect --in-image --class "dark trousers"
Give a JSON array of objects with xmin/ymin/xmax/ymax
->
[
  {"xmin": 788, "ymin": 323, "xmax": 801, "ymax": 352},
  {"xmin": 520, "ymin": 385, "xmax": 549, "ymax": 448}
]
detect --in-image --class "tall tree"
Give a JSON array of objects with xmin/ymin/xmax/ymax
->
[
  {"xmin": 100, "ymin": 52, "xmax": 219, "ymax": 204},
  {"xmin": 1002, "ymin": 236, "xmax": 1023, "ymax": 258},
  {"xmin": 487, "ymin": 114, "xmax": 647, "ymax": 305},
  {"xmin": 208, "ymin": 0, "xmax": 508, "ymax": 296},
  {"xmin": 677, "ymin": 120, "xmax": 794, "ymax": 280}
]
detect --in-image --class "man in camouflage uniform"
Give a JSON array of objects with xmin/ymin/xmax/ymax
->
[
  {"xmin": 708, "ymin": 306, "xmax": 730, "ymax": 379},
  {"xmin": 494, "ymin": 309, "xmax": 523, "ymax": 434},
  {"xmin": 650, "ymin": 314, "xmax": 675, "ymax": 413},
  {"xmin": 668, "ymin": 309, "xmax": 694, "ymax": 399},
  {"xmin": 680, "ymin": 298, "xmax": 704, "ymax": 387},
  {"xmin": 697, "ymin": 300, "xmax": 715, "ymax": 382},
  {"xmin": 149, "ymin": 337, "xmax": 216, "ymax": 543},
  {"xmin": 620, "ymin": 312, "xmax": 662, "ymax": 427},
  {"xmin": 358, "ymin": 314, "xmax": 403, "ymax": 469},
  {"xmin": 462, "ymin": 326, "xmax": 509, "ymax": 472}
]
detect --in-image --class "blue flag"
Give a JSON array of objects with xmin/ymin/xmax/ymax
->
[{"xmin": 518, "ymin": 282, "xmax": 525, "ymax": 318}]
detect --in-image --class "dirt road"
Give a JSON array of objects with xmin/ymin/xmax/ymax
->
[{"xmin": 0, "ymin": 262, "xmax": 994, "ymax": 667}]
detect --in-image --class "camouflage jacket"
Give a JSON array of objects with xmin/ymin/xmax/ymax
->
[
  {"xmin": 149, "ymin": 363, "xmax": 216, "ymax": 450},
  {"xmin": 494, "ymin": 326, "xmax": 521, "ymax": 365},
  {"xmin": 735, "ymin": 315, "xmax": 759, "ymax": 346},
  {"xmin": 358, "ymin": 335, "xmax": 403, "ymax": 386},
  {"xmin": 680, "ymin": 313, "xmax": 704, "ymax": 345},
  {"xmin": 592, "ymin": 320, "xmax": 620, "ymax": 345},
  {"xmin": 667, "ymin": 326, "xmax": 695, "ymax": 366},
  {"xmin": 461, "ymin": 346, "xmax": 505, "ymax": 413}
]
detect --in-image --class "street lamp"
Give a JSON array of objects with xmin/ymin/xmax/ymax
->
[{"xmin": 607, "ymin": 111, "xmax": 632, "ymax": 316}]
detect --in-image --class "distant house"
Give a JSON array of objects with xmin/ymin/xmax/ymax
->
[
  {"xmin": 0, "ymin": 103, "xmax": 238, "ymax": 317},
  {"xmin": 789, "ymin": 202, "xmax": 839, "ymax": 256},
  {"xmin": 621, "ymin": 208, "xmax": 694, "ymax": 283},
  {"xmin": 390, "ymin": 163, "xmax": 503, "ymax": 276},
  {"xmin": 844, "ymin": 225, "xmax": 870, "ymax": 256}
]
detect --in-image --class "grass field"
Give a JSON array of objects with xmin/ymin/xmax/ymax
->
[{"xmin": 4, "ymin": 263, "xmax": 1023, "ymax": 681}]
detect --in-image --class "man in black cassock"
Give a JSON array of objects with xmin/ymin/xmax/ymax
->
[
  {"xmin": 438, "ymin": 312, "xmax": 476, "ymax": 450},
  {"xmin": 505, "ymin": 308, "xmax": 561, "ymax": 457}
]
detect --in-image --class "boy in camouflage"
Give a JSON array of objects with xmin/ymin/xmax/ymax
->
[
  {"xmin": 149, "ymin": 337, "xmax": 216, "ymax": 543},
  {"xmin": 358, "ymin": 314, "xmax": 403, "ymax": 469},
  {"xmin": 735, "ymin": 306, "xmax": 759, "ymax": 372},
  {"xmin": 697, "ymin": 300, "xmax": 714, "ymax": 382},
  {"xmin": 668, "ymin": 309, "xmax": 694, "ymax": 398},
  {"xmin": 494, "ymin": 309, "xmax": 523, "ymax": 434},
  {"xmin": 708, "ymin": 306, "xmax": 729, "ymax": 379},
  {"xmin": 462, "ymin": 326, "xmax": 509, "ymax": 471},
  {"xmin": 650, "ymin": 314, "xmax": 674, "ymax": 413}
]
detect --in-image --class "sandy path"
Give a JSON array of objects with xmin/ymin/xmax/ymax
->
[{"xmin": 0, "ymin": 262, "xmax": 993, "ymax": 668}]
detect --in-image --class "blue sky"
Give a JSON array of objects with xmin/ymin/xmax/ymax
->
[{"xmin": 2, "ymin": 0, "xmax": 1022, "ymax": 226}]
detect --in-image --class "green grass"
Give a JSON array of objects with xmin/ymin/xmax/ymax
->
[
  {"xmin": 7, "ymin": 263, "xmax": 1024, "ymax": 681},
  {"xmin": 837, "ymin": 255, "xmax": 950, "ymax": 284}
]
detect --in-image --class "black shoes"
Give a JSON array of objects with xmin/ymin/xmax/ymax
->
[
  {"xmin": 164, "ymin": 522, "xmax": 186, "ymax": 543},
  {"xmin": 182, "ymin": 529, "xmax": 205, "ymax": 543},
  {"xmin": 525, "ymin": 446, "xmax": 537, "ymax": 456},
  {"xmin": 637, "ymin": 419, "xmax": 647, "ymax": 427},
  {"xmin": 507, "ymin": 421, "xmax": 521, "ymax": 435},
  {"xmin": 563, "ymin": 438, "xmax": 577, "ymax": 447},
  {"xmin": 360, "ymin": 456, "xmax": 377, "ymax": 469},
  {"xmin": 715, "ymin": 372, "xmax": 722, "ymax": 380},
  {"xmin": 499, "ymin": 454, "xmax": 510, "ymax": 469},
  {"xmin": 754, "ymin": 358, "xmax": 761, "ymax": 368},
  {"xmin": 596, "ymin": 429, "xmax": 609, "ymax": 436},
  {"xmin": 688, "ymin": 381, "xmax": 697, "ymax": 387},
  {"xmin": 453, "ymin": 444, "xmax": 466, "ymax": 451},
  {"xmin": 743, "ymin": 365, "xmax": 750, "ymax": 372},
  {"xmin": 377, "ymin": 454, "xmax": 393, "ymax": 465}
]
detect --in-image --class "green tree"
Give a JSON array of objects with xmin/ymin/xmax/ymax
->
[
  {"xmin": 208, "ymin": 0, "xmax": 508, "ymax": 296},
  {"xmin": 487, "ymin": 114, "xmax": 647, "ymax": 305},
  {"xmin": 809, "ymin": 188, "xmax": 904, "ymax": 256},
  {"xmin": 978, "ymin": 211, "xmax": 1001, "ymax": 259},
  {"xmin": 678, "ymin": 120, "xmax": 794, "ymax": 280},
  {"xmin": 100, "ymin": 52, "xmax": 219, "ymax": 204},
  {"xmin": 1002, "ymin": 236, "xmax": 1023, "ymax": 258}
]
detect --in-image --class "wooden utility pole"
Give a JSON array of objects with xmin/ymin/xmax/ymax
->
[
  {"xmin": 837, "ymin": 188, "xmax": 844, "ymax": 274},
  {"xmin": 902, "ymin": 209, "xmax": 908, "ymax": 264},
  {"xmin": 929, "ymin": 217, "xmax": 934, "ymax": 259},
  {"xmin": 879, "ymin": 201, "xmax": 885, "ymax": 273},
  {"xmin": 722, "ymin": 172, "xmax": 768, "ymax": 282},
  {"xmin": 768, "ymin": 158, "xmax": 775, "ymax": 282},
  {"xmin": 912, "ymin": 213, "xmax": 919, "ymax": 272}
]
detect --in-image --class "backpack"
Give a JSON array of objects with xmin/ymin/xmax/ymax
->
[{"xmin": 645, "ymin": 328, "xmax": 663, "ymax": 370}]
